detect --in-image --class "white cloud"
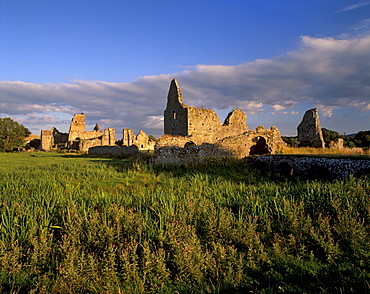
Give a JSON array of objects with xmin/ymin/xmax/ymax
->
[
  {"xmin": 353, "ymin": 18, "xmax": 370, "ymax": 31},
  {"xmin": 272, "ymin": 105, "xmax": 286, "ymax": 111},
  {"xmin": 349, "ymin": 100, "xmax": 370, "ymax": 110},
  {"xmin": 316, "ymin": 105, "xmax": 339, "ymax": 118},
  {"xmin": 0, "ymin": 35, "xmax": 369, "ymax": 136},
  {"xmin": 336, "ymin": 2, "xmax": 370, "ymax": 13}
]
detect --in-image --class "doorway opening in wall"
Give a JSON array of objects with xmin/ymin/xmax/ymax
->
[{"xmin": 249, "ymin": 137, "xmax": 269, "ymax": 155}]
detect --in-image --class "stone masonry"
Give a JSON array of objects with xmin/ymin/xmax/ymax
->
[
  {"xmin": 155, "ymin": 79, "xmax": 286, "ymax": 161},
  {"xmin": 123, "ymin": 129, "xmax": 156, "ymax": 151},
  {"xmin": 250, "ymin": 155, "xmax": 370, "ymax": 180},
  {"xmin": 40, "ymin": 113, "xmax": 116, "ymax": 152},
  {"xmin": 163, "ymin": 79, "xmax": 248, "ymax": 143},
  {"xmin": 297, "ymin": 108, "xmax": 325, "ymax": 148}
]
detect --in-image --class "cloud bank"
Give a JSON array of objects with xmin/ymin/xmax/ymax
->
[{"xmin": 1, "ymin": 35, "xmax": 369, "ymax": 137}]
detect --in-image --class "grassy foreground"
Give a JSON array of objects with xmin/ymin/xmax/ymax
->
[{"xmin": 0, "ymin": 152, "xmax": 369, "ymax": 293}]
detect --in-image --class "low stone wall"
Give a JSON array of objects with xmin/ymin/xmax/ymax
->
[
  {"xmin": 88, "ymin": 145, "xmax": 139, "ymax": 155},
  {"xmin": 152, "ymin": 144, "xmax": 231, "ymax": 165},
  {"xmin": 250, "ymin": 155, "xmax": 370, "ymax": 179}
]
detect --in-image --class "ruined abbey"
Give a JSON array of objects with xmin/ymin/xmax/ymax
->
[
  {"xmin": 40, "ymin": 78, "xmax": 287, "ymax": 158},
  {"xmin": 40, "ymin": 114, "xmax": 155, "ymax": 152},
  {"xmin": 154, "ymin": 79, "xmax": 286, "ymax": 161}
]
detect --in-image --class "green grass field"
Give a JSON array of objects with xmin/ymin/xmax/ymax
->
[{"xmin": 0, "ymin": 152, "xmax": 369, "ymax": 293}]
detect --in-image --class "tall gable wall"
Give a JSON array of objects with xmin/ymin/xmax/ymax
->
[
  {"xmin": 157, "ymin": 79, "xmax": 286, "ymax": 159},
  {"xmin": 163, "ymin": 79, "xmax": 248, "ymax": 144},
  {"xmin": 164, "ymin": 79, "xmax": 188, "ymax": 136}
]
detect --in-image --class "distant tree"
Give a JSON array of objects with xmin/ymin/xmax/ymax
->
[
  {"xmin": 282, "ymin": 136, "xmax": 298, "ymax": 147},
  {"xmin": 354, "ymin": 130, "xmax": 370, "ymax": 147},
  {"xmin": 148, "ymin": 135, "xmax": 157, "ymax": 141},
  {"xmin": 0, "ymin": 118, "xmax": 31, "ymax": 152},
  {"xmin": 321, "ymin": 129, "xmax": 370, "ymax": 148},
  {"xmin": 321, "ymin": 128, "xmax": 342, "ymax": 147}
]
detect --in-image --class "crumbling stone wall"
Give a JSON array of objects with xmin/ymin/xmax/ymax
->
[
  {"xmin": 152, "ymin": 144, "xmax": 231, "ymax": 165},
  {"xmin": 68, "ymin": 114, "xmax": 87, "ymax": 141},
  {"xmin": 297, "ymin": 108, "xmax": 325, "ymax": 148},
  {"xmin": 40, "ymin": 127, "xmax": 68, "ymax": 151},
  {"xmin": 250, "ymin": 155, "xmax": 370, "ymax": 179},
  {"xmin": 163, "ymin": 79, "xmax": 248, "ymax": 143},
  {"xmin": 158, "ymin": 79, "xmax": 285, "ymax": 158},
  {"xmin": 88, "ymin": 145, "xmax": 139, "ymax": 156},
  {"xmin": 102, "ymin": 128, "xmax": 115, "ymax": 146},
  {"xmin": 218, "ymin": 126, "xmax": 285, "ymax": 158},
  {"xmin": 329, "ymin": 138, "xmax": 344, "ymax": 149},
  {"xmin": 122, "ymin": 129, "xmax": 155, "ymax": 151},
  {"xmin": 40, "ymin": 114, "xmax": 115, "ymax": 151}
]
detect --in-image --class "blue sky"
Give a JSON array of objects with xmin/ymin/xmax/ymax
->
[{"xmin": 0, "ymin": 0, "xmax": 369, "ymax": 137}]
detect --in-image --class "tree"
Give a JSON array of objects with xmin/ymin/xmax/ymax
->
[
  {"xmin": 0, "ymin": 118, "xmax": 31, "ymax": 152},
  {"xmin": 353, "ymin": 130, "xmax": 370, "ymax": 147},
  {"xmin": 148, "ymin": 135, "xmax": 157, "ymax": 141},
  {"xmin": 281, "ymin": 136, "xmax": 298, "ymax": 147}
]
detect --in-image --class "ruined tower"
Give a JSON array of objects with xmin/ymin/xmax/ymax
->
[
  {"xmin": 123, "ymin": 129, "xmax": 135, "ymax": 146},
  {"xmin": 68, "ymin": 113, "xmax": 86, "ymax": 141},
  {"xmin": 297, "ymin": 108, "xmax": 325, "ymax": 148}
]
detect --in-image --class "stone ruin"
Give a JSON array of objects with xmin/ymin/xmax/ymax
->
[
  {"xmin": 297, "ymin": 108, "xmax": 325, "ymax": 148},
  {"xmin": 40, "ymin": 79, "xmax": 326, "ymax": 161},
  {"xmin": 40, "ymin": 113, "xmax": 116, "ymax": 152},
  {"xmin": 154, "ymin": 79, "xmax": 286, "ymax": 162},
  {"xmin": 40, "ymin": 113, "xmax": 155, "ymax": 153},
  {"xmin": 123, "ymin": 129, "xmax": 156, "ymax": 151}
]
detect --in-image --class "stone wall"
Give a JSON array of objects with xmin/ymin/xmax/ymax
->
[
  {"xmin": 163, "ymin": 79, "xmax": 248, "ymax": 144},
  {"xmin": 68, "ymin": 114, "xmax": 87, "ymax": 141},
  {"xmin": 88, "ymin": 145, "xmax": 139, "ymax": 156},
  {"xmin": 250, "ymin": 155, "xmax": 370, "ymax": 179},
  {"xmin": 102, "ymin": 128, "xmax": 116, "ymax": 146},
  {"xmin": 152, "ymin": 144, "xmax": 231, "ymax": 165},
  {"xmin": 218, "ymin": 126, "xmax": 285, "ymax": 157},
  {"xmin": 159, "ymin": 79, "xmax": 285, "ymax": 157},
  {"xmin": 122, "ymin": 129, "xmax": 155, "ymax": 151},
  {"xmin": 297, "ymin": 108, "xmax": 325, "ymax": 148},
  {"xmin": 40, "ymin": 127, "xmax": 68, "ymax": 151},
  {"xmin": 40, "ymin": 114, "xmax": 116, "ymax": 152}
]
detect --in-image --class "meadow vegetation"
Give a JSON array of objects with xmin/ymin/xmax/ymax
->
[{"xmin": 0, "ymin": 152, "xmax": 369, "ymax": 293}]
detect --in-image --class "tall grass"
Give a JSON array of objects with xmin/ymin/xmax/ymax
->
[
  {"xmin": 281, "ymin": 146, "xmax": 369, "ymax": 156},
  {"xmin": 0, "ymin": 152, "xmax": 369, "ymax": 293}
]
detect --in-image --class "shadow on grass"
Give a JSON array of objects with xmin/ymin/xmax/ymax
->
[{"xmin": 59, "ymin": 152, "xmax": 311, "ymax": 185}]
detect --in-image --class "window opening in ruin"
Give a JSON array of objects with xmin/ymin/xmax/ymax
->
[
  {"xmin": 141, "ymin": 144, "xmax": 144, "ymax": 148},
  {"xmin": 173, "ymin": 111, "xmax": 177, "ymax": 120}
]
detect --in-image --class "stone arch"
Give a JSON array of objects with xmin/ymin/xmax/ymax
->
[
  {"xmin": 354, "ymin": 168, "xmax": 370, "ymax": 178},
  {"xmin": 277, "ymin": 162, "xmax": 294, "ymax": 176},
  {"xmin": 184, "ymin": 141, "xmax": 197, "ymax": 148},
  {"xmin": 307, "ymin": 165, "xmax": 333, "ymax": 180},
  {"xmin": 249, "ymin": 136, "xmax": 269, "ymax": 155}
]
